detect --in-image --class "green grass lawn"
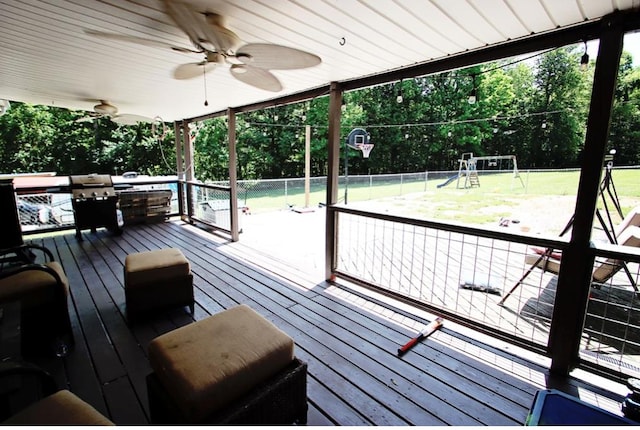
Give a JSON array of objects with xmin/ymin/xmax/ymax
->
[{"xmin": 242, "ymin": 169, "xmax": 640, "ymax": 230}]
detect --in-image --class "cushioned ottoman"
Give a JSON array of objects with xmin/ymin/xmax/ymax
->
[
  {"xmin": 3, "ymin": 390, "xmax": 114, "ymax": 425},
  {"xmin": 146, "ymin": 304, "xmax": 308, "ymax": 424},
  {"xmin": 124, "ymin": 248, "xmax": 194, "ymax": 321}
]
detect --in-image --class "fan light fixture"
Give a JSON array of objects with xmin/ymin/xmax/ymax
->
[
  {"xmin": 94, "ymin": 101, "xmax": 118, "ymax": 115},
  {"xmin": 231, "ymin": 64, "xmax": 248, "ymax": 74},
  {"xmin": 0, "ymin": 99, "xmax": 10, "ymax": 116}
]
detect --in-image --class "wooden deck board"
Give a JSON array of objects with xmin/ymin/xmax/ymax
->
[{"xmin": 14, "ymin": 219, "xmax": 630, "ymax": 425}]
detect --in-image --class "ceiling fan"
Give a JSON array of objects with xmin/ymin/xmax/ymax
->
[
  {"xmin": 85, "ymin": 0, "xmax": 321, "ymax": 92},
  {"xmin": 76, "ymin": 100, "xmax": 155, "ymax": 125}
]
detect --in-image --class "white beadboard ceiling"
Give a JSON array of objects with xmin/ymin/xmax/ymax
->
[{"xmin": 0, "ymin": 0, "xmax": 638, "ymax": 122}]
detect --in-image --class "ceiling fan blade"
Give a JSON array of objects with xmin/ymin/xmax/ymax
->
[
  {"xmin": 112, "ymin": 114, "xmax": 155, "ymax": 125},
  {"xmin": 235, "ymin": 43, "xmax": 321, "ymax": 70},
  {"xmin": 84, "ymin": 29, "xmax": 196, "ymax": 53},
  {"xmin": 173, "ymin": 61, "xmax": 217, "ymax": 80},
  {"xmin": 75, "ymin": 115, "xmax": 97, "ymax": 123},
  {"xmin": 163, "ymin": 1, "xmax": 239, "ymax": 52},
  {"xmin": 230, "ymin": 65, "xmax": 282, "ymax": 92}
]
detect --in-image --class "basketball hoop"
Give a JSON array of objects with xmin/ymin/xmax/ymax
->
[{"xmin": 358, "ymin": 143, "xmax": 374, "ymax": 158}]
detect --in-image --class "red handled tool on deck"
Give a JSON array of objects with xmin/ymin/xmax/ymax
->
[{"xmin": 397, "ymin": 317, "xmax": 443, "ymax": 357}]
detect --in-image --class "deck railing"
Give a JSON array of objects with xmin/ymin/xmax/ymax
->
[
  {"xmin": 15, "ymin": 179, "xmax": 179, "ymax": 235},
  {"xmin": 328, "ymin": 204, "xmax": 640, "ymax": 377},
  {"xmin": 181, "ymin": 180, "xmax": 236, "ymax": 234},
  {"xmin": 13, "ymin": 175, "xmax": 640, "ymax": 377},
  {"xmin": 581, "ymin": 242, "xmax": 640, "ymax": 375}
]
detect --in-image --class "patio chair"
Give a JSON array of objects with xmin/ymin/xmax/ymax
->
[
  {"xmin": 0, "ymin": 178, "xmax": 53, "ymax": 268},
  {"xmin": 0, "ymin": 361, "xmax": 113, "ymax": 425},
  {"xmin": 499, "ymin": 210, "xmax": 640, "ymax": 306},
  {"xmin": 0, "ymin": 254, "xmax": 74, "ymax": 357}
]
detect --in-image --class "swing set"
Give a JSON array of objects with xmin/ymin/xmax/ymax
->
[{"xmin": 455, "ymin": 152, "xmax": 524, "ymax": 189}]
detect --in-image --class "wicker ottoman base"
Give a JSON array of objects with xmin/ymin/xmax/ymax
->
[{"xmin": 147, "ymin": 357, "xmax": 308, "ymax": 424}]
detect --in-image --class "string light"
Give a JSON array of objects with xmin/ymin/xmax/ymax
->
[
  {"xmin": 243, "ymin": 109, "xmax": 566, "ymax": 129},
  {"xmin": 396, "ymin": 79, "xmax": 403, "ymax": 104},
  {"xmin": 468, "ymin": 75, "xmax": 477, "ymax": 104},
  {"xmin": 580, "ymin": 41, "xmax": 589, "ymax": 71}
]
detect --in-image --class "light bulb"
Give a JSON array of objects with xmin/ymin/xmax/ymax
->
[{"xmin": 580, "ymin": 53, "xmax": 589, "ymax": 71}]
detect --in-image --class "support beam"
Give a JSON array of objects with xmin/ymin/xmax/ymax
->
[
  {"xmin": 182, "ymin": 120, "xmax": 195, "ymax": 182},
  {"xmin": 304, "ymin": 124, "xmax": 311, "ymax": 208},
  {"xmin": 228, "ymin": 108, "xmax": 240, "ymax": 242},
  {"xmin": 325, "ymin": 82, "xmax": 342, "ymax": 280},
  {"xmin": 182, "ymin": 119, "xmax": 195, "ymax": 219},
  {"xmin": 174, "ymin": 121, "xmax": 186, "ymax": 220},
  {"xmin": 548, "ymin": 14, "xmax": 625, "ymax": 375}
]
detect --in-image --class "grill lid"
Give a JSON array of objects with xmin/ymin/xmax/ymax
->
[
  {"xmin": 69, "ymin": 174, "xmax": 115, "ymax": 199},
  {"xmin": 69, "ymin": 174, "xmax": 114, "ymax": 188}
]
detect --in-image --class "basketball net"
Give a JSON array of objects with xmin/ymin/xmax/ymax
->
[{"xmin": 358, "ymin": 143, "xmax": 374, "ymax": 158}]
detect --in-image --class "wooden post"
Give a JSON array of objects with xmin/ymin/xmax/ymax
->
[
  {"xmin": 548, "ymin": 14, "xmax": 624, "ymax": 375},
  {"xmin": 325, "ymin": 82, "xmax": 342, "ymax": 280},
  {"xmin": 174, "ymin": 121, "xmax": 186, "ymax": 220},
  {"xmin": 305, "ymin": 124, "xmax": 311, "ymax": 208},
  {"xmin": 228, "ymin": 108, "xmax": 240, "ymax": 242},
  {"xmin": 182, "ymin": 119, "xmax": 195, "ymax": 220}
]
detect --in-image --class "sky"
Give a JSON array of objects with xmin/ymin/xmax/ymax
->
[
  {"xmin": 624, "ymin": 32, "xmax": 640, "ymax": 66},
  {"xmin": 588, "ymin": 31, "xmax": 640, "ymax": 66}
]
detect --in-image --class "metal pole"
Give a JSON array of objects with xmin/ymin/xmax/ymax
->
[
  {"xmin": 228, "ymin": 108, "xmax": 239, "ymax": 242},
  {"xmin": 325, "ymin": 82, "xmax": 342, "ymax": 280},
  {"xmin": 305, "ymin": 125, "xmax": 311, "ymax": 208},
  {"xmin": 344, "ymin": 140, "xmax": 349, "ymax": 204}
]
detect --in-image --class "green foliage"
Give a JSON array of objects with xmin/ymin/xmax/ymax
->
[{"xmin": 0, "ymin": 103, "xmax": 176, "ymax": 176}]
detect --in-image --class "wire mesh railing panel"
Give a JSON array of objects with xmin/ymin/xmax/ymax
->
[
  {"xmin": 580, "ymin": 253, "xmax": 640, "ymax": 376},
  {"xmin": 234, "ymin": 177, "xmax": 328, "ymax": 213},
  {"xmin": 17, "ymin": 193, "xmax": 74, "ymax": 232},
  {"xmin": 334, "ymin": 209, "xmax": 559, "ymax": 348},
  {"xmin": 191, "ymin": 185, "xmax": 233, "ymax": 231}
]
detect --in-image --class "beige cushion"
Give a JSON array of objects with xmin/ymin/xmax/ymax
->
[
  {"xmin": 593, "ymin": 225, "xmax": 640, "ymax": 282},
  {"xmin": 525, "ymin": 252, "xmax": 561, "ymax": 275},
  {"xmin": 125, "ymin": 248, "xmax": 190, "ymax": 286},
  {"xmin": 148, "ymin": 304, "xmax": 294, "ymax": 422},
  {"xmin": 3, "ymin": 390, "xmax": 114, "ymax": 425},
  {"xmin": 525, "ymin": 227, "xmax": 640, "ymax": 283},
  {"xmin": 614, "ymin": 206, "xmax": 640, "ymax": 238},
  {"xmin": 0, "ymin": 261, "xmax": 69, "ymax": 306}
]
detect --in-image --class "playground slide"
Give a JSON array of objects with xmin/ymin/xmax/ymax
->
[{"xmin": 437, "ymin": 174, "xmax": 459, "ymax": 189}]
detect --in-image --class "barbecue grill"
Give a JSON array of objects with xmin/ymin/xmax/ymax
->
[{"xmin": 69, "ymin": 174, "xmax": 123, "ymax": 240}]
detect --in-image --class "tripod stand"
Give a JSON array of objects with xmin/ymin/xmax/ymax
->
[{"xmin": 499, "ymin": 156, "xmax": 638, "ymax": 306}]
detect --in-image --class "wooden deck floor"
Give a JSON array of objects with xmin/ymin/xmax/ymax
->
[{"xmin": 20, "ymin": 219, "xmax": 631, "ymax": 425}]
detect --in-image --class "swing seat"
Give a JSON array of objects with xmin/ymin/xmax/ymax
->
[
  {"xmin": 500, "ymin": 207, "xmax": 640, "ymax": 307},
  {"xmin": 523, "ymin": 225, "xmax": 640, "ymax": 285}
]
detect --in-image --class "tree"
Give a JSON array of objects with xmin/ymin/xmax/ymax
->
[
  {"xmin": 527, "ymin": 47, "xmax": 587, "ymax": 167},
  {"xmin": 609, "ymin": 52, "xmax": 640, "ymax": 165},
  {"xmin": 0, "ymin": 42, "xmax": 638, "ymax": 178}
]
